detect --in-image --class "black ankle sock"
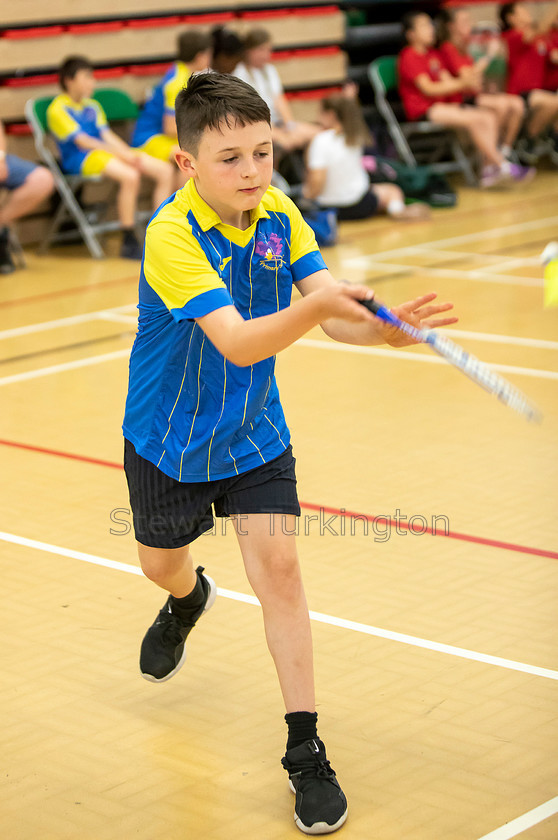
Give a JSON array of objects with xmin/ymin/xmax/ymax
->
[
  {"xmin": 285, "ymin": 711, "xmax": 318, "ymax": 751},
  {"xmin": 122, "ymin": 228, "xmax": 138, "ymax": 244},
  {"xmin": 169, "ymin": 574, "xmax": 205, "ymax": 618}
]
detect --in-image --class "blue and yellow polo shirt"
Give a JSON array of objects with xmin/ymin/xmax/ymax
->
[
  {"xmin": 47, "ymin": 94, "xmax": 108, "ymax": 174},
  {"xmin": 123, "ymin": 180, "xmax": 326, "ymax": 483},
  {"xmin": 131, "ymin": 61, "xmax": 190, "ymax": 148}
]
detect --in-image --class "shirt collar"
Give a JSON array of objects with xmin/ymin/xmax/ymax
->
[{"xmin": 181, "ymin": 179, "xmax": 270, "ymax": 232}]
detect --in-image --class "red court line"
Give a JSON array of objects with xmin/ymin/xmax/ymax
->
[
  {"xmin": 2, "ymin": 437, "xmax": 557, "ymax": 561},
  {"xmin": 0, "ymin": 275, "xmax": 138, "ymax": 309}
]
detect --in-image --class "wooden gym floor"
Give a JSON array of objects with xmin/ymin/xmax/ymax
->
[{"xmin": 1, "ymin": 172, "xmax": 557, "ymax": 840}]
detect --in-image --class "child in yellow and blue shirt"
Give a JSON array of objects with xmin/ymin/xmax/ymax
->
[
  {"xmin": 123, "ymin": 71, "xmax": 457, "ymax": 835},
  {"xmin": 47, "ymin": 56, "xmax": 174, "ymax": 259},
  {"xmin": 131, "ymin": 30, "xmax": 212, "ymax": 184}
]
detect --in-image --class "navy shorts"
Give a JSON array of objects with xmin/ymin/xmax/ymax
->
[
  {"xmin": 336, "ymin": 189, "xmax": 379, "ymax": 221},
  {"xmin": 124, "ymin": 439, "xmax": 301, "ymax": 548},
  {"xmin": 1, "ymin": 155, "xmax": 38, "ymax": 190}
]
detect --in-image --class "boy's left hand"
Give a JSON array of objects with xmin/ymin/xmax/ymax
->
[{"xmin": 382, "ymin": 292, "xmax": 458, "ymax": 347}]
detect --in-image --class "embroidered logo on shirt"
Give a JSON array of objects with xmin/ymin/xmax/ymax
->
[
  {"xmin": 219, "ymin": 256, "xmax": 232, "ymax": 273},
  {"xmin": 255, "ymin": 233, "xmax": 285, "ymax": 271}
]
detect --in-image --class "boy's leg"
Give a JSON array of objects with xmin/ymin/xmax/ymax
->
[
  {"xmin": 135, "ymin": 152, "xmax": 175, "ymax": 211},
  {"xmin": 0, "ymin": 163, "xmax": 54, "ymax": 226},
  {"xmin": 232, "ymin": 513, "xmax": 347, "ymax": 835},
  {"xmin": 232, "ymin": 513, "xmax": 314, "ymax": 713},
  {"xmin": 102, "ymin": 158, "xmax": 141, "ymax": 228},
  {"xmin": 137, "ymin": 543, "xmax": 217, "ymax": 683},
  {"xmin": 137, "ymin": 542, "xmax": 196, "ymax": 597}
]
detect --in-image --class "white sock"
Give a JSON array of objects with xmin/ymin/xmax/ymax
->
[
  {"xmin": 501, "ymin": 160, "xmax": 512, "ymax": 173},
  {"xmin": 387, "ymin": 198, "xmax": 405, "ymax": 217},
  {"xmin": 501, "ymin": 144, "xmax": 513, "ymax": 158}
]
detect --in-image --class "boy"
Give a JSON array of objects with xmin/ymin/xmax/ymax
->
[
  {"xmin": 47, "ymin": 56, "xmax": 174, "ymax": 260},
  {"xmin": 398, "ymin": 11, "xmax": 532, "ymax": 186},
  {"xmin": 131, "ymin": 30, "xmax": 212, "ymax": 184},
  {"xmin": 0, "ymin": 119, "xmax": 54, "ymax": 273},
  {"xmin": 122, "ymin": 72, "xmax": 456, "ymax": 835},
  {"xmin": 499, "ymin": 2, "xmax": 558, "ymax": 163}
]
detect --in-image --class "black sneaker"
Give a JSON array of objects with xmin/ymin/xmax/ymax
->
[
  {"xmin": 140, "ymin": 566, "xmax": 217, "ymax": 683},
  {"xmin": 120, "ymin": 232, "xmax": 143, "ymax": 260},
  {"xmin": 0, "ymin": 227, "xmax": 15, "ymax": 275},
  {"xmin": 282, "ymin": 738, "xmax": 348, "ymax": 835},
  {"xmin": 516, "ymin": 137, "xmax": 541, "ymax": 165}
]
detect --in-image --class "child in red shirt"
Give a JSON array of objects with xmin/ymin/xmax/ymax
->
[
  {"xmin": 437, "ymin": 8, "xmax": 525, "ymax": 159},
  {"xmin": 499, "ymin": 2, "xmax": 558, "ymax": 163},
  {"xmin": 398, "ymin": 11, "xmax": 532, "ymax": 186},
  {"xmin": 545, "ymin": 26, "xmax": 558, "ymax": 92}
]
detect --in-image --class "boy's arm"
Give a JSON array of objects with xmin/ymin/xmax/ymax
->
[
  {"xmin": 295, "ymin": 270, "xmax": 457, "ymax": 346},
  {"xmin": 195, "ymin": 282, "xmax": 377, "ymax": 367}
]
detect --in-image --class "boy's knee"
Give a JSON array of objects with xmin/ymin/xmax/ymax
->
[
  {"xmin": 121, "ymin": 166, "xmax": 141, "ymax": 187},
  {"xmin": 27, "ymin": 166, "xmax": 55, "ymax": 196}
]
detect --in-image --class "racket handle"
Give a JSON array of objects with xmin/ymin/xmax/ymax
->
[{"xmin": 359, "ymin": 297, "xmax": 400, "ymax": 326}]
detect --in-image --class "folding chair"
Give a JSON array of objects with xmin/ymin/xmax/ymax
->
[
  {"xmin": 25, "ymin": 89, "xmax": 140, "ymax": 258},
  {"xmin": 368, "ymin": 56, "xmax": 477, "ymax": 186}
]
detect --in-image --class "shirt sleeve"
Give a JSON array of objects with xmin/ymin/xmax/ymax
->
[
  {"xmin": 143, "ymin": 220, "xmax": 234, "ymax": 321},
  {"xmin": 47, "ymin": 98, "xmax": 80, "ymax": 141},
  {"xmin": 306, "ymin": 132, "xmax": 329, "ymax": 170},
  {"xmin": 163, "ymin": 66, "xmax": 186, "ymax": 115}
]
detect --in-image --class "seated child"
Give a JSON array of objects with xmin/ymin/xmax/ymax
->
[
  {"xmin": 0, "ymin": 119, "xmax": 54, "ymax": 273},
  {"xmin": 437, "ymin": 7, "xmax": 525, "ymax": 159},
  {"xmin": 304, "ymin": 95, "xmax": 430, "ymax": 221},
  {"xmin": 48, "ymin": 56, "xmax": 174, "ymax": 260},
  {"xmin": 546, "ymin": 24, "xmax": 558, "ymax": 95},
  {"xmin": 234, "ymin": 28, "xmax": 319, "ymax": 153},
  {"xmin": 398, "ymin": 11, "xmax": 533, "ymax": 187},
  {"xmin": 500, "ymin": 2, "xmax": 558, "ymax": 162},
  {"xmin": 132, "ymin": 30, "xmax": 212, "ymax": 186}
]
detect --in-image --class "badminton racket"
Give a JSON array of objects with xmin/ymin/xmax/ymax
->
[{"xmin": 360, "ymin": 298, "xmax": 542, "ymax": 423}]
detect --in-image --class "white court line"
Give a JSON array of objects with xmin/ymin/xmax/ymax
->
[
  {"xmin": 1, "ymin": 530, "xmax": 558, "ymax": 682},
  {"xmin": 295, "ymin": 338, "xmax": 558, "ymax": 381},
  {"xmin": 0, "ymin": 309, "xmax": 137, "ymax": 340},
  {"xmin": 344, "ymin": 260, "xmax": 542, "ymax": 287},
  {"xmin": 1, "ymin": 338, "xmax": 555, "ymax": 388},
  {"xmin": 439, "ymin": 328, "xmax": 558, "ymax": 351},
  {"xmin": 0, "ymin": 349, "xmax": 130, "ymax": 387},
  {"xmin": 345, "ymin": 215, "xmax": 558, "ymax": 264},
  {"xmin": 476, "ymin": 795, "xmax": 558, "ymax": 840}
]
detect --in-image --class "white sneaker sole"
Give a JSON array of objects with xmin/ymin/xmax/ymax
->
[
  {"xmin": 289, "ymin": 779, "xmax": 348, "ymax": 835},
  {"xmin": 141, "ymin": 573, "xmax": 217, "ymax": 683}
]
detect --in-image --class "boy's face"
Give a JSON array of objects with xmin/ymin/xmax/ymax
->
[
  {"xmin": 67, "ymin": 68, "xmax": 95, "ymax": 101},
  {"xmin": 409, "ymin": 14, "xmax": 435, "ymax": 47},
  {"xmin": 176, "ymin": 119, "xmax": 273, "ymax": 226}
]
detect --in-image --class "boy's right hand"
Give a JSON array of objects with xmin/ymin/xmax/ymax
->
[{"xmin": 312, "ymin": 283, "xmax": 377, "ymax": 323}]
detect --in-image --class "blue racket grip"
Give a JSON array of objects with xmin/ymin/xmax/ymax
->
[{"xmin": 359, "ymin": 297, "xmax": 401, "ymax": 327}]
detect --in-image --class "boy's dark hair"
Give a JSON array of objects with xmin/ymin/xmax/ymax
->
[
  {"xmin": 177, "ymin": 30, "xmax": 212, "ymax": 64},
  {"xmin": 211, "ymin": 26, "xmax": 244, "ymax": 60},
  {"xmin": 59, "ymin": 55, "xmax": 92, "ymax": 91},
  {"xmin": 175, "ymin": 72, "xmax": 270, "ymax": 155},
  {"xmin": 499, "ymin": 3, "xmax": 516, "ymax": 30},
  {"xmin": 401, "ymin": 10, "xmax": 429, "ymax": 39}
]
